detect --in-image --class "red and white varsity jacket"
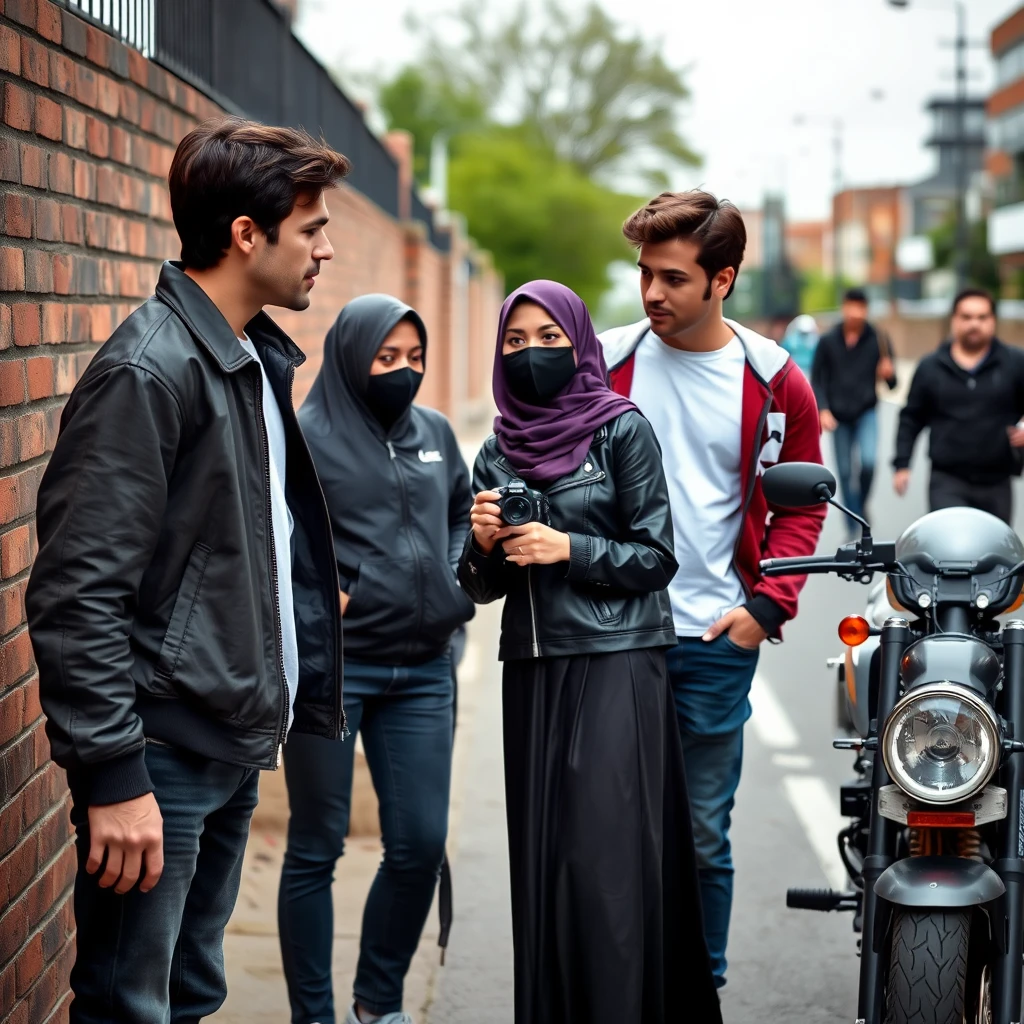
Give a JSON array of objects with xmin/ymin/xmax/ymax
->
[{"xmin": 599, "ymin": 318, "xmax": 826, "ymax": 637}]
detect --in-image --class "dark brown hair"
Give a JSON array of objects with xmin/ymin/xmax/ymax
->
[
  {"xmin": 623, "ymin": 190, "xmax": 746, "ymax": 299},
  {"xmin": 169, "ymin": 117, "xmax": 351, "ymax": 270},
  {"xmin": 951, "ymin": 287, "xmax": 996, "ymax": 317}
]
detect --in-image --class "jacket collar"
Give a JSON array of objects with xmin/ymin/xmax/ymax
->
[
  {"xmin": 936, "ymin": 337, "xmax": 1004, "ymax": 376},
  {"xmin": 154, "ymin": 261, "xmax": 306, "ymax": 374}
]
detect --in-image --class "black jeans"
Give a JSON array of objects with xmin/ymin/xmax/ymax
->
[
  {"xmin": 278, "ymin": 653, "xmax": 454, "ymax": 1022},
  {"xmin": 68, "ymin": 741, "xmax": 259, "ymax": 1024},
  {"xmin": 929, "ymin": 468, "xmax": 1013, "ymax": 525}
]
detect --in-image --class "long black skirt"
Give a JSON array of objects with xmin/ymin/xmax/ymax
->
[{"xmin": 503, "ymin": 647, "xmax": 722, "ymax": 1024}]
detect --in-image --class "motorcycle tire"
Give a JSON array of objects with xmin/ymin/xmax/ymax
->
[{"xmin": 884, "ymin": 909, "xmax": 970, "ymax": 1024}]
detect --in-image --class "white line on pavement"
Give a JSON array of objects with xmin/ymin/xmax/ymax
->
[
  {"xmin": 748, "ymin": 673, "xmax": 800, "ymax": 750},
  {"xmin": 782, "ymin": 774, "xmax": 849, "ymax": 892},
  {"xmin": 772, "ymin": 752, "xmax": 814, "ymax": 770}
]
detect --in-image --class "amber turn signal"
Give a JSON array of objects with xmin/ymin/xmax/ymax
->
[
  {"xmin": 1009, "ymin": 591, "xmax": 1024, "ymax": 614},
  {"xmin": 838, "ymin": 615, "xmax": 872, "ymax": 647}
]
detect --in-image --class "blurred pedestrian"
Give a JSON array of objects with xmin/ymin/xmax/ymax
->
[
  {"xmin": 893, "ymin": 288, "xmax": 1024, "ymax": 524},
  {"xmin": 460, "ymin": 281, "xmax": 721, "ymax": 1024},
  {"xmin": 280, "ymin": 295, "xmax": 475, "ymax": 1024},
  {"xmin": 25, "ymin": 118, "xmax": 348, "ymax": 1024},
  {"xmin": 811, "ymin": 287, "xmax": 898, "ymax": 530},
  {"xmin": 600, "ymin": 190, "xmax": 825, "ymax": 990},
  {"xmin": 781, "ymin": 313, "xmax": 820, "ymax": 379}
]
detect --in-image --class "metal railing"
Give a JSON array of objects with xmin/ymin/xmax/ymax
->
[{"xmin": 62, "ymin": 0, "xmax": 407, "ymax": 224}]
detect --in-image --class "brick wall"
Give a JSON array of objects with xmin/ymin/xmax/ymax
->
[{"xmin": 0, "ymin": 4, "xmax": 502, "ymax": 1021}]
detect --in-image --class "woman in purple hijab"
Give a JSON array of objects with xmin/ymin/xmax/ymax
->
[{"xmin": 458, "ymin": 281, "xmax": 721, "ymax": 1024}]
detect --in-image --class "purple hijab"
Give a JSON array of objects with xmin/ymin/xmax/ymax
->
[{"xmin": 493, "ymin": 280, "xmax": 638, "ymax": 484}]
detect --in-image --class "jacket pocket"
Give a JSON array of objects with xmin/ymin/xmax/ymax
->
[
  {"xmin": 421, "ymin": 558, "xmax": 475, "ymax": 638},
  {"xmin": 347, "ymin": 558, "xmax": 418, "ymax": 638},
  {"xmin": 155, "ymin": 542, "xmax": 212, "ymax": 683},
  {"xmin": 588, "ymin": 594, "xmax": 623, "ymax": 626}
]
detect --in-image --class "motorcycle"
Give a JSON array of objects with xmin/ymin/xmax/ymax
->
[
  {"xmin": 829, "ymin": 577, "xmax": 888, "ymax": 736},
  {"xmin": 760, "ymin": 461, "xmax": 1024, "ymax": 1024}
]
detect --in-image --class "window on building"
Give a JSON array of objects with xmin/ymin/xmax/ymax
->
[{"xmin": 998, "ymin": 39, "xmax": 1024, "ymax": 87}]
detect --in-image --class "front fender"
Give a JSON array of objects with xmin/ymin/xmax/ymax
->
[{"xmin": 874, "ymin": 856, "xmax": 1005, "ymax": 908}]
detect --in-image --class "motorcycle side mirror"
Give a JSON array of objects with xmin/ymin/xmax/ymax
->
[{"xmin": 762, "ymin": 463, "xmax": 837, "ymax": 508}]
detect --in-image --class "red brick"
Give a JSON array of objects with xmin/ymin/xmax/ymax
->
[
  {"xmin": 109, "ymin": 125, "xmax": 130, "ymax": 165},
  {"xmin": 73, "ymin": 159, "xmax": 95, "ymax": 201},
  {"xmin": 86, "ymin": 116, "xmax": 109, "ymax": 159},
  {"xmin": 16, "ymin": 929, "xmax": 43, "ymax": 998},
  {"xmin": 11, "ymin": 304, "xmax": 40, "ymax": 348},
  {"xmin": 59, "ymin": 205, "xmax": 81, "ymax": 245},
  {"xmin": 1, "ymin": 525, "xmax": 31, "ymax": 579},
  {"xmin": 26, "ymin": 357, "xmax": 52, "ymax": 400},
  {"xmin": 0, "ymin": 580, "xmax": 26, "ymax": 634},
  {"xmin": 0, "ymin": 307, "xmax": 9, "ymax": 351},
  {"xmin": 24, "ymin": 250, "xmax": 53, "ymax": 293},
  {"xmin": 138, "ymin": 95, "xmax": 156, "ymax": 135},
  {"xmin": 55, "ymin": 354, "xmax": 77, "ymax": 394},
  {"xmin": 21, "ymin": 673, "xmax": 40, "ymax": 726},
  {"xmin": 41, "ymin": 303, "xmax": 66, "ymax": 345},
  {"xmin": 37, "ymin": 1, "xmax": 61, "ymax": 44},
  {"xmin": 89, "ymin": 304, "xmax": 111, "ymax": 342},
  {"xmin": 73, "ymin": 255, "xmax": 98, "ymax": 296},
  {"xmin": 0, "ymin": 25, "xmax": 20, "ymax": 74},
  {"xmin": 75, "ymin": 64, "xmax": 97, "ymax": 109},
  {"xmin": 0, "ymin": 684, "xmax": 25, "ymax": 746},
  {"xmin": 20, "ymin": 37, "xmax": 48, "ymax": 87},
  {"xmin": 47, "ymin": 152, "xmax": 72, "ymax": 195},
  {"xmin": 19, "ymin": 143, "xmax": 44, "ymax": 189},
  {"xmin": 96, "ymin": 164, "xmax": 115, "ymax": 206},
  {"xmin": 0, "ymin": 423, "xmax": 18, "ymax": 471},
  {"xmin": 2, "ymin": 194, "xmax": 32, "ymax": 239},
  {"xmin": 96, "ymin": 74, "xmax": 119, "ymax": 118},
  {"xmin": 0, "ymin": 890, "xmax": 28, "ymax": 964},
  {"xmin": 63, "ymin": 107, "xmax": 86, "ymax": 150},
  {"xmin": 127, "ymin": 47, "xmax": 148, "ymax": 87},
  {"xmin": 0, "ymin": 361, "xmax": 25, "ymax": 412},
  {"xmin": 128, "ymin": 221, "xmax": 146, "ymax": 258},
  {"xmin": 0, "ymin": 466, "xmax": 43, "ymax": 529},
  {"xmin": 33, "ymin": 95, "xmax": 62, "ymax": 142},
  {"xmin": 48, "ymin": 50, "xmax": 73, "ymax": 96},
  {"xmin": 84, "ymin": 24, "xmax": 109, "ymax": 68},
  {"xmin": 60, "ymin": 8, "xmax": 87, "ymax": 57},
  {"xmin": 5, "ymin": 0, "xmax": 37, "ymax": 29},
  {"xmin": 3, "ymin": 726, "xmax": 36, "ymax": 794},
  {"xmin": 118, "ymin": 83, "xmax": 139, "ymax": 124},
  {"xmin": 118, "ymin": 262, "xmax": 140, "ymax": 298},
  {"xmin": 3, "ymin": 82, "xmax": 33, "ymax": 132},
  {"xmin": 0, "ymin": 249, "xmax": 25, "ymax": 291},
  {"xmin": 67, "ymin": 303, "xmax": 90, "ymax": 342},
  {"xmin": 34, "ymin": 199, "xmax": 60, "ymax": 243},
  {"xmin": 84, "ymin": 210, "xmax": 105, "ymax": 250},
  {"xmin": 0, "ymin": 138, "xmax": 18, "ymax": 184},
  {"xmin": 51, "ymin": 254, "xmax": 71, "ymax": 295},
  {"xmin": 14, "ymin": 414, "xmax": 44, "ymax": 462}
]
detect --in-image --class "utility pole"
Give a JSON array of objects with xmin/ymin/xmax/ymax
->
[{"xmin": 951, "ymin": 0, "xmax": 968, "ymax": 292}]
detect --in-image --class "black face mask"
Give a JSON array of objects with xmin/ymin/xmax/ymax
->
[
  {"xmin": 503, "ymin": 347, "xmax": 576, "ymax": 405},
  {"xmin": 364, "ymin": 367, "xmax": 423, "ymax": 430}
]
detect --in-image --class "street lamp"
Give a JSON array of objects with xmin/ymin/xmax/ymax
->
[{"xmin": 887, "ymin": 0, "xmax": 969, "ymax": 291}]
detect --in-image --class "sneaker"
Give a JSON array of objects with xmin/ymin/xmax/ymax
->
[{"xmin": 344, "ymin": 1005, "xmax": 415, "ymax": 1024}]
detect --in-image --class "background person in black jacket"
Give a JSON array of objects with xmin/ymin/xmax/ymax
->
[
  {"xmin": 893, "ymin": 288, "xmax": 1024, "ymax": 524},
  {"xmin": 459, "ymin": 280, "xmax": 721, "ymax": 1024},
  {"xmin": 811, "ymin": 287, "xmax": 897, "ymax": 530},
  {"xmin": 281, "ymin": 295, "xmax": 475, "ymax": 1024},
  {"xmin": 25, "ymin": 119, "xmax": 349, "ymax": 1024}
]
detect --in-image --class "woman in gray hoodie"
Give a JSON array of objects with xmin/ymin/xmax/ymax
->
[{"xmin": 280, "ymin": 295, "xmax": 475, "ymax": 1024}]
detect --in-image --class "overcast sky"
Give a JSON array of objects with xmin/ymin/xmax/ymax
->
[{"xmin": 295, "ymin": 0, "xmax": 1014, "ymax": 223}]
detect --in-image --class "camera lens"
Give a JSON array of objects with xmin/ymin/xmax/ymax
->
[{"xmin": 502, "ymin": 495, "xmax": 533, "ymax": 525}]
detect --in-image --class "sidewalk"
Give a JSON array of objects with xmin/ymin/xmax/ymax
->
[{"xmin": 212, "ymin": 600, "xmax": 503, "ymax": 1023}]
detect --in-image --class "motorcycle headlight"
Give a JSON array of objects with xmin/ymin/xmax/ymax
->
[{"xmin": 882, "ymin": 683, "xmax": 1001, "ymax": 804}]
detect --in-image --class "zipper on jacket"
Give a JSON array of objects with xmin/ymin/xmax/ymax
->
[
  {"xmin": 252, "ymin": 368, "xmax": 291, "ymax": 764},
  {"xmin": 386, "ymin": 438, "xmax": 425, "ymax": 659},
  {"xmin": 527, "ymin": 565, "xmax": 540, "ymax": 657}
]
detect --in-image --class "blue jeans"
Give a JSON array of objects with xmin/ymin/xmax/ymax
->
[
  {"xmin": 278, "ymin": 653, "xmax": 454, "ymax": 1022},
  {"xmin": 832, "ymin": 407, "xmax": 878, "ymax": 522},
  {"xmin": 666, "ymin": 634, "xmax": 760, "ymax": 989},
  {"xmin": 67, "ymin": 742, "xmax": 259, "ymax": 1024}
]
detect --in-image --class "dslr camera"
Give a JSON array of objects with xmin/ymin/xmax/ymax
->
[{"xmin": 495, "ymin": 479, "xmax": 550, "ymax": 527}]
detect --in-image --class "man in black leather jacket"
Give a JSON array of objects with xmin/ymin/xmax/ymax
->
[{"xmin": 25, "ymin": 118, "xmax": 349, "ymax": 1024}]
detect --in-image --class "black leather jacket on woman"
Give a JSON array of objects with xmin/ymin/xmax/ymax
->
[{"xmin": 458, "ymin": 410, "xmax": 678, "ymax": 661}]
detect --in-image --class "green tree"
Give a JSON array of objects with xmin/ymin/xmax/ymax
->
[
  {"xmin": 447, "ymin": 128, "xmax": 640, "ymax": 309},
  {"xmin": 406, "ymin": 0, "xmax": 699, "ymax": 188},
  {"xmin": 928, "ymin": 215, "xmax": 1001, "ymax": 296}
]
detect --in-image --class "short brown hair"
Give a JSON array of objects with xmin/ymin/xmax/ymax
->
[
  {"xmin": 169, "ymin": 117, "xmax": 351, "ymax": 270},
  {"xmin": 623, "ymin": 190, "xmax": 746, "ymax": 299}
]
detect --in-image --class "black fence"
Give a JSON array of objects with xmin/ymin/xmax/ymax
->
[{"xmin": 60, "ymin": 0, "xmax": 411, "ymax": 225}]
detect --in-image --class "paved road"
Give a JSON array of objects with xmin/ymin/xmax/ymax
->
[{"xmin": 429, "ymin": 398, "xmax": 1024, "ymax": 1023}]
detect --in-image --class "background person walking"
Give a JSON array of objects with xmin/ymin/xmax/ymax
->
[
  {"xmin": 811, "ymin": 287, "xmax": 897, "ymax": 530},
  {"xmin": 893, "ymin": 288, "xmax": 1024, "ymax": 525}
]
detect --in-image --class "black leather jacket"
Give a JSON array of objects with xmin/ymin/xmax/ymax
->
[
  {"xmin": 458, "ymin": 411, "xmax": 677, "ymax": 660},
  {"xmin": 26, "ymin": 262, "xmax": 344, "ymax": 805}
]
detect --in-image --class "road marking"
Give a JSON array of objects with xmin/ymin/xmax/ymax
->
[
  {"xmin": 749, "ymin": 673, "xmax": 800, "ymax": 749},
  {"xmin": 772, "ymin": 752, "xmax": 814, "ymax": 770},
  {"xmin": 783, "ymin": 774, "xmax": 849, "ymax": 892}
]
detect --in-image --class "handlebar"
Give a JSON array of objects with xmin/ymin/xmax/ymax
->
[{"xmin": 760, "ymin": 556, "xmax": 863, "ymax": 577}]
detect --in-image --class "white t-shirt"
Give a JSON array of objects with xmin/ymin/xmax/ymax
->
[
  {"xmin": 238, "ymin": 336, "xmax": 300, "ymax": 731},
  {"xmin": 630, "ymin": 331, "xmax": 746, "ymax": 636}
]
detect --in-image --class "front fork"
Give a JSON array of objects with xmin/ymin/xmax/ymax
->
[
  {"xmin": 992, "ymin": 620, "xmax": 1024, "ymax": 1023},
  {"xmin": 857, "ymin": 616, "xmax": 910, "ymax": 1024}
]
